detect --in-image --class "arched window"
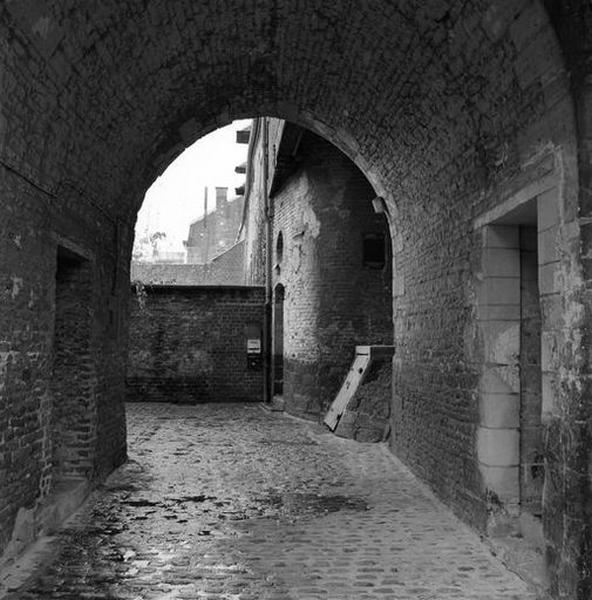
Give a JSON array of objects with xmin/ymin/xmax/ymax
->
[{"xmin": 276, "ymin": 231, "xmax": 284, "ymax": 264}]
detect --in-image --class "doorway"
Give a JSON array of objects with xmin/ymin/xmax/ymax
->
[
  {"xmin": 51, "ymin": 246, "xmax": 95, "ymax": 488},
  {"xmin": 519, "ymin": 227, "xmax": 543, "ymax": 520},
  {"xmin": 475, "ymin": 184, "xmax": 559, "ymax": 542},
  {"xmin": 272, "ymin": 284, "xmax": 285, "ymax": 396}
]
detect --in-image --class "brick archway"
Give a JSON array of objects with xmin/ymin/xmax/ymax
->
[{"xmin": 1, "ymin": 2, "xmax": 589, "ymax": 596}]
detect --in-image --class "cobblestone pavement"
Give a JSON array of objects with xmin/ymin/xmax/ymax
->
[{"xmin": 3, "ymin": 403, "xmax": 539, "ymax": 600}]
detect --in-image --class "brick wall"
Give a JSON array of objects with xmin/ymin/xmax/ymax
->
[
  {"xmin": 127, "ymin": 286, "xmax": 264, "ymax": 403},
  {"xmin": 244, "ymin": 123, "xmax": 393, "ymax": 418},
  {"xmin": 131, "ymin": 240, "xmax": 246, "ymax": 286},
  {"xmin": 279, "ymin": 130, "xmax": 392, "ymax": 418},
  {"xmin": 51, "ymin": 250, "xmax": 96, "ymax": 483},
  {"xmin": 243, "ymin": 121, "xmax": 268, "ymax": 287},
  {"xmin": 0, "ymin": 170, "xmax": 129, "ymax": 563}
]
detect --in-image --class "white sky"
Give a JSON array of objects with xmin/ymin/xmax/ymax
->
[{"xmin": 135, "ymin": 119, "xmax": 251, "ymax": 253}]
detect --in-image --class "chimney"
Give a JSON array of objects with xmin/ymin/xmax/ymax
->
[
  {"xmin": 203, "ymin": 186, "xmax": 208, "ymax": 229},
  {"xmin": 215, "ymin": 187, "xmax": 228, "ymax": 210}
]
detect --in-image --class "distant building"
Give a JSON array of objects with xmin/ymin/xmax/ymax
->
[{"xmin": 185, "ymin": 187, "xmax": 245, "ymax": 264}]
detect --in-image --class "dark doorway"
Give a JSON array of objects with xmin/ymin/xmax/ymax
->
[
  {"xmin": 51, "ymin": 246, "xmax": 95, "ymax": 488},
  {"xmin": 272, "ymin": 284, "xmax": 285, "ymax": 395},
  {"xmin": 519, "ymin": 226, "xmax": 543, "ymax": 519}
]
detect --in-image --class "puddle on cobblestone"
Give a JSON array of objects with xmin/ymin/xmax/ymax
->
[
  {"xmin": 263, "ymin": 492, "xmax": 369, "ymax": 515},
  {"xmin": 120, "ymin": 499, "xmax": 160, "ymax": 507},
  {"xmin": 171, "ymin": 495, "xmax": 217, "ymax": 503},
  {"xmin": 258, "ymin": 437, "xmax": 318, "ymax": 446}
]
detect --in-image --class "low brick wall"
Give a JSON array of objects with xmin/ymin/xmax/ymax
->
[
  {"xmin": 131, "ymin": 240, "xmax": 246, "ymax": 286},
  {"xmin": 127, "ymin": 285, "xmax": 264, "ymax": 403}
]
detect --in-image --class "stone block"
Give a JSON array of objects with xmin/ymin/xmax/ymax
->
[
  {"xmin": 540, "ymin": 294, "xmax": 563, "ymax": 329},
  {"xmin": 480, "ymin": 365, "xmax": 520, "ymax": 395},
  {"xmin": 537, "ymin": 187, "xmax": 560, "ymax": 232},
  {"xmin": 538, "ymin": 262, "xmax": 561, "ymax": 295},
  {"xmin": 520, "ymin": 391, "xmax": 542, "ymax": 423},
  {"xmin": 479, "ymin": 393, "xmax": 519, "ymax": 428},
  {"xmin": 477, "ymin": 303, "xmax": 520, "ymax": 322},
  {"xmin": 477, "ymin": 426, "xmax": 519, "ymax": 467},
  {"xmin": 482, "ymin": 225, "xmax": 519, "ymax": 249},
  {"xmin": 541, "ymin": 331, "xmax": 558, "ymax": 372},
  {"xmin": 481, "ymin": 320, "xmax": 520, "ymax": 365},
  {"xmin": 480, "ymin": 464, "xmax": 520, "ymax": 503},
  {"xmin": 477, "ymin": 276, "xmax": 520, "ymax": 307},
  {"xmin": 542, "ymin": 372, "xmax": 559, "ymax": 417},
  {"xmin": 538, "ymin": 226, "xmax": 560, "ymax": 265},
  {"xmin": 482, "ymin": 248, "xmax": 520, "ymax": 277}
]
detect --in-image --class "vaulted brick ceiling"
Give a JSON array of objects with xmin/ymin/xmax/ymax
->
[{"xmin": 0, "ymin": 1, "xmax": 569, "ymax": 223}]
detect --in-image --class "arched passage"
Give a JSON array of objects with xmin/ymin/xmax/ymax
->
[{"xmin": 0, "ymin": 2, "xmax": 590, "ymax": 596}]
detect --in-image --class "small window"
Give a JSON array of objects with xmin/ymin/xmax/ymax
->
[
  {"xmin": 276, "ymin": 231, "xmax": 284, "ymax": 263},
  {"xmin": 363, "ymin": 233, "xmax": 386, "ymax": 269}
]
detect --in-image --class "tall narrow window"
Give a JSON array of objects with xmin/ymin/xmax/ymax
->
[{"xmin": 276, "ymin": 231, "xmax": 284, "ymax": 264}]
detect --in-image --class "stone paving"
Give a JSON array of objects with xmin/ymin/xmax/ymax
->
[{"xmin": 2, "ymin": 402, "xmax": 539, "ymax": 599}]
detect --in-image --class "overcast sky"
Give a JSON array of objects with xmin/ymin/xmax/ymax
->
[{"xmin": 134, "ymin": 119, "xmax": 251, "ymax": 253}]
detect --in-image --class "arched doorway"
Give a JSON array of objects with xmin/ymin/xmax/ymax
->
[{"xmin": 272, "ymin": 283, "xmax": 285, "ymax": 396}]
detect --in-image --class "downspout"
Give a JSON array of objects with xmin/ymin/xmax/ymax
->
[{"xmin": 262, "ymin": 117, "xmax": 273, "ymax": 405}]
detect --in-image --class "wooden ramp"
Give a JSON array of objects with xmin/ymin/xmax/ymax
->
[
  {"xmin": 323, "ymin": 345, "xmax": 395, "ymax": 431},
  {"xmin": 323, "ymin": 347, "xmax": 371, "ymax": 430}
]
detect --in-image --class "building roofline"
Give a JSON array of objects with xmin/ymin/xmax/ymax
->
[{"xmin": 188, "ymin": 194, "xmax": 244, "ymax": 226}]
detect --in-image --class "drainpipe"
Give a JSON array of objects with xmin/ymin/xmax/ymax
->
[{"xmin": 263, "ymin": 117, "xmax": 273, "ymax": 405}]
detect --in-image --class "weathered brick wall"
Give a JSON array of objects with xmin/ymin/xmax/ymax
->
[
  {"xmin": 385, "ymin": 3, "xmax": 581, "ymax": 549},
  {"xmin": 243, "ymin": 121, "xmax": 267, "ymax": 287},
  {"xmin": 0, "ymin": 167, "xmax": 129, "ymax": 561},
  {"xmin": 0, "ymin": 1, "xmax": 589, "ymax": 594},
  {"xmin": 0, "ymin": 171, "xmax": 56, "ymax": 559},
  {"xmin": 536, "ymin": 6, "xmax": 592, "ymax": 596},
  {"xmin": 245, "ymin": 124, "xmax": 393, "ymax": 418},
  {"xmin": 127, "ymin": 286, "xmax": 264, "ymax": 403},
  {"xmin": 51, "ymin": 251, "xmax": 96, "ymax": 483}
]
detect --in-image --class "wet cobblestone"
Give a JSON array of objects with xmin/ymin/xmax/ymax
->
[{"xmin": 2, "ymin": 403, "xmax": 538, "ymax": 599}]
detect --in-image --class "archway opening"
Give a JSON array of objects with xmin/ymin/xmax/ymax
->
[{"xmin": 126, "ymin": 116, "xmax": 394, "ymax": 418}]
